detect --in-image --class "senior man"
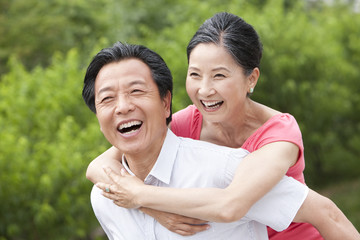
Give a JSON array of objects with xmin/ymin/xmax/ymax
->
[{"xmin": 82, "ymin": 42, "xmax": 359, "ymax": 240}]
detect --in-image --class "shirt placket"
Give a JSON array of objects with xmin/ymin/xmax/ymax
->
[
  {"xmin": 143, "ymin": 213, "xmax": 156, "ymax": 240},
  {"xmin": 143, "ymin": 176, "xmax": 157, "ymax": 240}
]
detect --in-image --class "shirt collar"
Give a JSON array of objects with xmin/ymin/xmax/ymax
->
[{"xmin": 122, "ymin": 129, "xmax": 180, "ymax": 185}]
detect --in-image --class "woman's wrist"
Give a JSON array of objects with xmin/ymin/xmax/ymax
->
[
  {"xmin": 135, "ymin": 184, "xmax": 150, "ymax": 208},
  {"xmin": 136, "ymin": 184, "xmax": 161, "ymax": 209}
]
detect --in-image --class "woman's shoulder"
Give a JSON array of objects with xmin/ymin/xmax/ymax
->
[
  {"xmin": 257, "ymin": 112, "xmax": 301, "ymax": 140},
  {"xmin": 242, "ymin": 111, "xmax": 302, "ymax": 151},
  {"xmin": 173, "ymin": 105, "xmax": 199, "ymax": 117},
  {"xmin": 255, "ymin": 102, "xmax": 299, "ymax": 131},
  {"xmin": 171, "ymin": 105, "xmax": 202, "ymax": 139},
  {"xmin": 266, "ymin": 113, "xmax": 300, "ymax": 130}
]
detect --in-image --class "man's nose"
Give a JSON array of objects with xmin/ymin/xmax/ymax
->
[{"xmin": 115, "ymin": 94, "xmax": 135, "ymax": 114}]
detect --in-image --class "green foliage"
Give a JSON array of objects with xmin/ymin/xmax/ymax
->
[
  {"xmin": 0, "ymin": 50, "xmax": 109, "ymax": 239},
  {"xmin": 0, "ymin": 0, "xmax": 128, "ymax": 74},
  {"xmin": 245, "ymin": 0, "xmax": 360, "ymax": 185}
]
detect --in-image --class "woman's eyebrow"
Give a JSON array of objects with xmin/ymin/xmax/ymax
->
[{"xmin": 212, "ymin": 67, "xmax": 230, "ymax": 72}]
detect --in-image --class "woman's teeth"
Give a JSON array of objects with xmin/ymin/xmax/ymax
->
[{"xmin": 201, "ymin": 100, "xmax": 223, "ymax": 109}]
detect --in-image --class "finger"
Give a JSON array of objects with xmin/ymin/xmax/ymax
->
[
  {"xmin": 113, "ymin": 199, "xmax": 128, "ymax": 208},
  {"xmin": 120, "ymin": 168, "xmax": 129, "ymax": 176},
  {"xmin": 177, "ymin": 223, "xmax": 210, "ymax": 233},
  {"xmin": 95, "ymin": 182, "xmax": 108, "ymax": 191},
  {"xmin": 103, "ymin": 166, "xmax": 121, "ymax": 183},
  {"xmin": 180, "ymin": 216, "xmax": 208, "ymax": 225},
  {"xmin": 171, "ymin": 214, "xmax": 208, "ymax": 225},
  {"xmin": 101, "ymin": 192, "xmax": 118, "ymax": 201},
  {"xmin": 96, "ymin": 182, "xmax": 115, "ymax": 196},
  {"xmin": 187, "ymin": 223, "xmax": 210, "ymax": 232},
  {"xmin": 173, "ymin": 223, "xmax": 210, "ymax": 236},
  {"xmin": 173, "ymin": 229, "xmax": 196, "ymax": 236}
]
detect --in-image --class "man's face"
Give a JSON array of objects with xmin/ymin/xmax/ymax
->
[{"xmin": 94, "ymin": 58, "xmax": 171, "ymax": 156}]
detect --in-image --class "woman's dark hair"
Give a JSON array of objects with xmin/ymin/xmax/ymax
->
[
  {"xmin": 82, "ymin": 42, "xmax": 173, "ymax": 124},
  {"xmin": 187, "ymin": 12, "xmax": 263, "ymax": 75}
]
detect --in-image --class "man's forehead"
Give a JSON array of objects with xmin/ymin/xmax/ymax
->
[{"xmin": 94, "ymin": 59, "xmax": 159, "ymax": 96}]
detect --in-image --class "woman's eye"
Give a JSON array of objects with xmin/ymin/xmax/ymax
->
[{"xmin": 214, "ymin": 73, "xmax": 225, "ymax": 78}]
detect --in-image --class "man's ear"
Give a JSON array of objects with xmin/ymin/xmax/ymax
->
[
  {"xmin": 163, "ymin": 91, "xmax": 172, "ymax": 118},
  {"xmin": 96, "ymin": 115, "xmax": 104, "ymax": 133}
]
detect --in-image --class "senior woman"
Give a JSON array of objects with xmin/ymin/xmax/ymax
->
[{"xmin": 88, "ymin": 12, "xmax": 322, "ymax": 239}]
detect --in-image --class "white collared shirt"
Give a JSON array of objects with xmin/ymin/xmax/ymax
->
[{"xmin": 91, "ymin": 129, "xmax": 308, "ymax": 240}]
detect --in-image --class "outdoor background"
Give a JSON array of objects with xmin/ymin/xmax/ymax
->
[{"xmin": 0, "ymin": 0, "xmax": 359, "ymax": 239}]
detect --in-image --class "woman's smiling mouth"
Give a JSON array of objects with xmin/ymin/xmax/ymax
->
[{"xmin": 200, "ymin": 100, "xmax": 223, "ymax": 110}]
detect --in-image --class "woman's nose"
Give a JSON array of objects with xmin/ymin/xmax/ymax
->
[{"xmin": 198, "ymin": 79, "xmax": 216, "ymax": 96}]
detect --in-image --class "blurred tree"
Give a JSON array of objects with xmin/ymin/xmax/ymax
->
[
  {"xmin": 246, "ymin": 0, "xmax": 360, "ymax": 185},
  {"xmin": 0, "ymin": 0, "xmax": 127, "ymax": 75},
  {"xmin": 0, "ymin": 50, "xmax": 109, "ymax": 239}
]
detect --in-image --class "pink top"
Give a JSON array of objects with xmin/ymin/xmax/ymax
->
[{"xmin": 171, "ymin": 105, "xmax": 322, "ymax": 240}]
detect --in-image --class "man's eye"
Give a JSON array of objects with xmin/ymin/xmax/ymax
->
[
  {"xmin": 101, "ymin": 96, "xmax": 112, "ymax": 102},
  {"xmin": 131, "ymin": 89, "xmax": 143, "ymax": 94},
  {"xmin": 189, "ymin": 72, "xmax": 200, "ymax": 77}
]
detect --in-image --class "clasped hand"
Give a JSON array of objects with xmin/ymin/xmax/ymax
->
[
  {"xmin": 95, "ymin": 166, "xmax": 210, "ymax": 236},
  {"xmin": 96, "ymin": 167, "xmax": 143, "ymax": 209}
]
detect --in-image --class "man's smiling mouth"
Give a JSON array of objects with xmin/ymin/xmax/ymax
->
[{"xmin": 118, "ymin": 120, "xmax": 143, "ymax": 134}]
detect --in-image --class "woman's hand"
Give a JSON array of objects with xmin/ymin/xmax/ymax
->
[
  {"xmin": 96, "ymin": 167, "xmax": 144, "ymax": 209},
  {"xmin": 141, "ymin": 208, "xmax": 210, "ymax": 236},
  {"xmin": 96, "ymin": 167, "xmax": 210, "ymax": 236}
]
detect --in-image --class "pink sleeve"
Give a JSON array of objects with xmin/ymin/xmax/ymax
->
[
  {"xmin": 170, "ymin": 105, "xmax": 202, "ymax": 140},
  {"xmin": 242, "ymin": 114, "xmax": 305, "ymax": 183}
]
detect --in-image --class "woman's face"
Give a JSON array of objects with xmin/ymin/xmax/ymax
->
[{"xmin": 186, "ymin": 43, "xmax": 253, "ymax": 123}]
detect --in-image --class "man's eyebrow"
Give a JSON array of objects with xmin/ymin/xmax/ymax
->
[
  {"xmin": 128, "ymin": 80, "xmax": 147, "ymax": 87},
  {"xmin": 97, "ymin": 86, "xmax": 113, "ymax": 95},
  {"xmin": 97, "ymin": 80, "xmax": 147, "ymax": 95}
]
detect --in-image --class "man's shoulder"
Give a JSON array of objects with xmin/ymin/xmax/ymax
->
[{"xmin": 90, "ymin": 185, "xmax": 105, "ymax": 206}]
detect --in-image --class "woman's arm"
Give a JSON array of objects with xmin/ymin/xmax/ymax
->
[
  {"xmin": 87, "ymin": 146, "xmax": 209, "ymax": 235},
  {"xmin": 86, "ymin": 146, "xmax": 123, "ymax": 183},
  {"xmin": 293, "ymin": 189, "xmax": 360, "ymax": 240},
  {"xmin": 140, "ymin": 208, "xmax": 209, "ymax": 236},
  {"xmin": 100, "ymin": 168, "xmax": 360, "ymax": 240},
  {"xmin": 98, "ymin": 141, "xmax": 299, "ymax": 222}
]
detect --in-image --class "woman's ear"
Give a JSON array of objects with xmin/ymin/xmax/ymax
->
[{"xmin": 248, "ymin": 67, "xmax": 260, "ymax": 91}]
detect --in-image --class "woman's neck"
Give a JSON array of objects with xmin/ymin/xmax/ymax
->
[{"xmin": 201, "ymin": 100, "xmax": 276, "ymax": 148}]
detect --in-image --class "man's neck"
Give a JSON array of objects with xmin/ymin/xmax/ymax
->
[{"xmin": 123, "ymin": 130, "xmax": 167, "ymax": 181}]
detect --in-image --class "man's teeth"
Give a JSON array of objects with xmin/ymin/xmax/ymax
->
[
  {"xmin": 202, "ymin": 100, "xmax": 223, "ymax": 108},
  {"xmin": 119, "ymin": 121, "xmax": 142, "ymax": 130},
  {"xmin": 118, "ymin": 120, "xmax": 142, "ymax": 134}
]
